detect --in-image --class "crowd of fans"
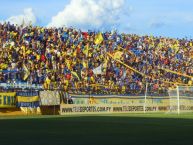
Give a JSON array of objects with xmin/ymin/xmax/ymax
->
[{"xmin": 0, "ymin": 22, "xmax": 193, "ymax": 95}]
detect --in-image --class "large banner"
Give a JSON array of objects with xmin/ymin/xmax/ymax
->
[
  {"xmin": 16, "ymin": 91, "xmax": 39, "ymax": 108},
  {"xmin": 60, "ymin": 95, "xmax": 173, "ymax": 115},
  {"xmin": 39, "ymin": 91, "xmax": 60, "ymax": 106},
  {"xmin": 71, "ymin": 95, "xmax": 170, "ymax": 106},
  {"xmin": 0, "ymin": 92, "xmax": 16, "ymax": 108},
  {"xmin": 61, "ymin": 94, "xmax": 193, "ymax": 114},
  {"xmin": 60, "ymin": 104, "xmax": 169, "ymax": 115}
]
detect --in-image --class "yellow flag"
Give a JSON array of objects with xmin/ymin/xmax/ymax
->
[
  {"xmin": 65, "ymin": 60, "xmax": 71, "ymax": 69},
  {"xmin": 83, "ymin": 44, "xmax": 89, "ymax": 56},
  {"xmin": 188, "ymin": 80, "xmax": 192, "ymax": 86},
  {"xmin": 103, "ymin": 57, "xmax": 108, "ymax": 68},
  {"xmin": 73, "ymin": 51, "xmax": 76, "ymax": 57},
  {"xmin": 113, "ymin": 51, "xmax": 123, "ymax": 59},
  {"xmin": 94, "ymin": 33, "xmax": 103, "ymax": 45},
  {"xmin": 82, "ymin": 60, "xmax": 88, "ymax": 68},
  {"xmin": 23, "ymin": 64, "xmax": 30, "ymax": 80},
  {"xmin": 71, "ymin": 71, "xmax": 80, "ymax": 81},
  {"xmin": 45, "ymin": 77, "xmax": 51, "ymax": 85},
  {"xmin": 0, "ymin": 63, "xmax": 8, "ymax": 69}
]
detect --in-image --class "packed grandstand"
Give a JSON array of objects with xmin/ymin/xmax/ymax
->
[{"xmin": 0, "ymin": 22, "xmax": 193, "ymax": 95}]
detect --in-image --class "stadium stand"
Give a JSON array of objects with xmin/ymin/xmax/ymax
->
[{"xmin": 0, "ymin": 22, "xmax": 193, "ymax": 96}]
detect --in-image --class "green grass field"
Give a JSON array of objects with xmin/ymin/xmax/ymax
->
[{"xmin": 1, "ymin": 113, "xmax": 193, "ymax": 145}]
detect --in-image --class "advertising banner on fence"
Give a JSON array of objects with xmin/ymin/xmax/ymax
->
[
  {"xmin": 39, "ymin": 91, "xmax": 60, "ymax": 106},
  {"xmin": 0, "ymin": 92, "xmax": 16, "ymax": 108},
  {"xmin": 60, "ymin": 104, "xmax": 169, "ymax": 115}
]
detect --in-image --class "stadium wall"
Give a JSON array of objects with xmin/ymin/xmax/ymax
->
[{"xmin": 1, "ymin": 91, "xmax": 193, "ymax": 115}]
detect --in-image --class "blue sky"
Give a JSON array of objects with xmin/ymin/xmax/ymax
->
[{"xmin": 0, "ymin": 0, "xmax": 193, "ymax": 38}]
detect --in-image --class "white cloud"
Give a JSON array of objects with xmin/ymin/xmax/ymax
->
[
  {"xmin": 47, "ymin": 0, "xmax": 128, "ymax": 30},
  {"xmin": 1, "ymin": 8, "xmax": 36, "ymax": 26}
]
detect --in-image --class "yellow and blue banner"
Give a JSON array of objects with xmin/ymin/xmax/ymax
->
[
  {"xmin": 0, "ymin": 92, "xmax": 16, "ymax": 108},
  {"xmin": 16, "ymin": 91, "xmax": 39, "ymax": 108}
]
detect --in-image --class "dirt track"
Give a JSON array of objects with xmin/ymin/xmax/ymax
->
[{"xmin": 0, "ymin": 108, "xmax": 25, "ymax": 116}]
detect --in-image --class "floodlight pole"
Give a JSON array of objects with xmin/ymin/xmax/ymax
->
[{"xmin": 144, "ymin": 83, "xmax": 148, "ymax": 113}]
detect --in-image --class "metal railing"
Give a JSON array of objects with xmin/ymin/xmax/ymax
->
[{"xmin": 0, "ymin": 83, "xmax": 169, "ymax": 96}]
